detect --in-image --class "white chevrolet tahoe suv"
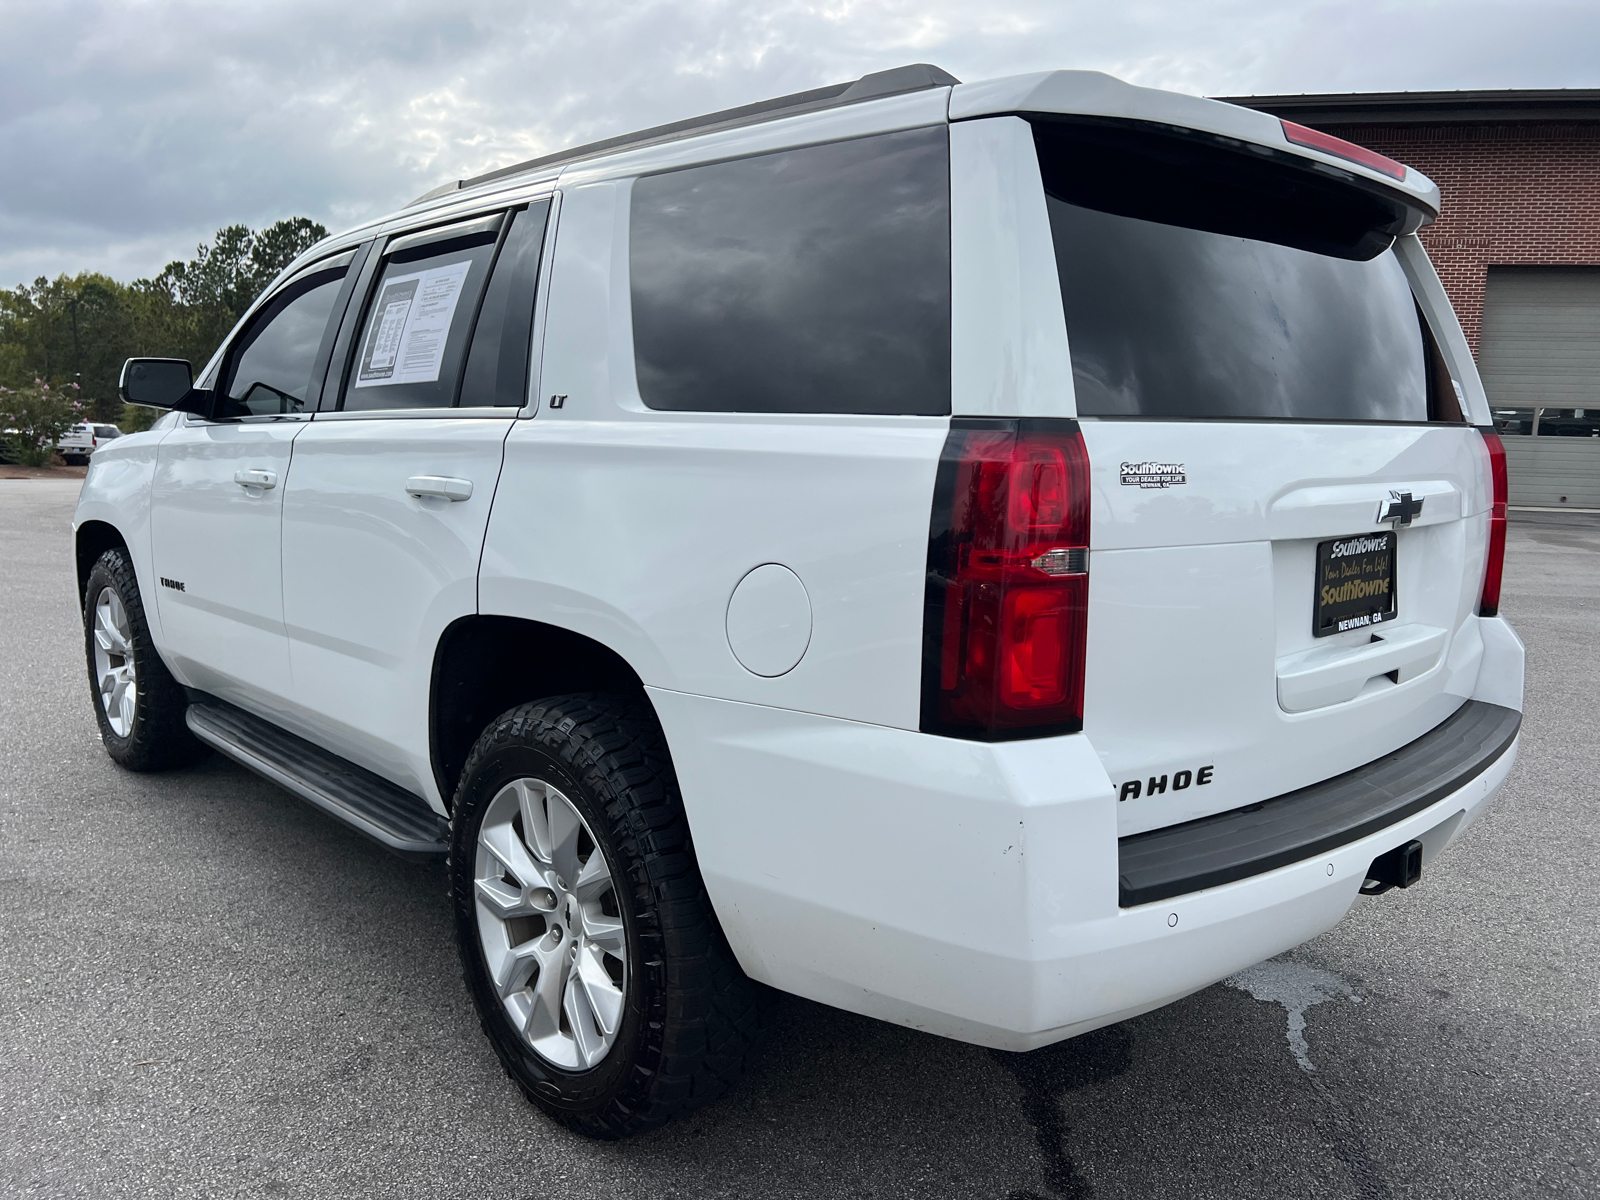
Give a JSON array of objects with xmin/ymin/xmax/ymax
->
[{"xmin": 75, "ymin": 65, "xmax": 1525, "ymax": 1138}]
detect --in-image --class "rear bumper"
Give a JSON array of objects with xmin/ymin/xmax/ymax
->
[
  {"xmin": 1118, "ymin": 700, "xmax": 1519, "ymax": 907},
  {"xmin": 650, "ymin": 651, "xmax": 1520, "ymax": 1051}
]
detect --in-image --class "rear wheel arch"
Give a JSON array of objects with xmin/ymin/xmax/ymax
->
[{"xmin": 429, "ymin": 616, "xmax": 654, "ymax": 809}]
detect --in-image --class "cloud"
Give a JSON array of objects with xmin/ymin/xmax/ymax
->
[{"xmin": 2, "ymin": 0, "xmax": 1597, "ymax": 285}]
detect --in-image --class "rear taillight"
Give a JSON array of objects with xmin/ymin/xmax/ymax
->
[
  {"xmin": 921, "ymin": 419, "xmax": 1090, "ymax": 740},
  {"xmin": 1479, "ymin": 429, "xmax": 1508, "ymax": 617},
  {"xmin": 1280, "ymin": 119, "xmax": 1408, "ymax": 182}
]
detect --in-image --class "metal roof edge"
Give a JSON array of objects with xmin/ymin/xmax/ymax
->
[{"xmin": 406, "ymin": 62, "xmax": 960, "ymax": 206}]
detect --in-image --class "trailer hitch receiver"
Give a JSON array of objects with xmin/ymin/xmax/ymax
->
[{"xmin": 1360, "ymin": 839, "xmax": 1424, "ymax": 895}]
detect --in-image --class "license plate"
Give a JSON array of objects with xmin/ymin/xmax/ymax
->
[{"xmin": 1314, "ymin": 531, "xmax": 1397, "ymax": 637}]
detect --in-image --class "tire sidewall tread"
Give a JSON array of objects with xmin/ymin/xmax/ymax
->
[
  {"xmin": 448, "ymin": 693, "xmax": 765, "ymax": 1139},
  {"xmin": 82, "ymin": 547, "xmax": 205, "ymax": 772}
]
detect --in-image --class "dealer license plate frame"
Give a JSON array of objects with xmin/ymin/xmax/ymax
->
[{"xmin": 1313, "ymin": 531, "xmax": 1398, "ymax": 638}]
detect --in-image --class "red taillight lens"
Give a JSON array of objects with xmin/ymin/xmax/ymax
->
[
  {"xmin": 922, "ymin": 420, "xmax": 1090, "ymax": 739},
  {"xmin": 1480, "ymin": 429, "xmax": 1508, "ymax": 617},
  {"xmin": 1281, "ymin": 119, "xmax": 1408, "ymax": 182}
]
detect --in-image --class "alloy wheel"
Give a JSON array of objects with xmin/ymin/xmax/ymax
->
[
  {"xmin": 474, "ymin": 777, "xmax": 628, "ymax": 1070},
  {"xmin": 92, "ymin": 586, "xmax": 138, "ymax": 738}
]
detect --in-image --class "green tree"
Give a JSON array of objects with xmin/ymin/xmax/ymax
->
[
  {"xmin": 0, "ymin": 379, "xmax": 85, "ymax": 466},
  {"xmin": 0, "ymin": 217, "xmax": 328, "ymax": 422}
]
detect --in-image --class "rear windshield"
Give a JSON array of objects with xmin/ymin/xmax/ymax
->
[{"xmin": 1035, "ymin": 119, "xmax": 1460, "ymax": 424}]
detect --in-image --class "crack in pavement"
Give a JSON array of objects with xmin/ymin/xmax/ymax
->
[{"xmin": 991, "ymin": 1025, "xmax": 1133, "ymax": 1199}]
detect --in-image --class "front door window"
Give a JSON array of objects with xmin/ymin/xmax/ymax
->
[{"xmin": 218, "ymin": 260, "xmax": 349, "ymax": 417}]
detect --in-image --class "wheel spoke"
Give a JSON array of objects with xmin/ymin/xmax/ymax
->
[
  {"xmin": 523, "ymin": 941, "xmax": 569, "ymax": 1043},
  {"xmin": 492, "ymin": 938, "xmax": 543, "ymax": 999},
  {"xmin": 548, "ymin": 792, "xmax": 583, "ymax": 883},
  {"xmin": 564, "ymin": 968, "xmax": 605, "ymax": 1067},
  {"xmin": 479, "ymin": 821, "xmax": 543, "ymax": 888},
  {"xmin": 515, "ymin": 779, "xmax": 555, "ymax": 863},
  {"xmin": 118, "ymin": 681, "xmax": 137, "ymax": 733},
  {"xmin": 574, "ymin": 948, "xmax": 624, "ymax": 1036},
  {"xmin": 474, "ymin": 876, "xmax": 529, "ymax": 918},
  {"xmin": 572, "ymin": 849, "xmax": 611, "ymax": 900},
  {"xmin": 581, "ymin": 909, "xmax": 625, "ymax": 957}
]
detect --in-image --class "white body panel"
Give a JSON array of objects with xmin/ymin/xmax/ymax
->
[
  {"xmin": 948, "ymin": 117, "xmax": 1076, "ymax": 418},
  {"xmin": 279, "ymin": 414, "xmax": 513, "ymax": 805},
  {"xmin": 148, "ymin": 417, "xmax": 302, "ymax": 705},
  {"xmin": 479, "ymin": 169, "xmax": 947, "ymax": 728},
  {"xmin": 72, "ymin": 424, "xmax": 171, "ymax": 636},
  {"xmin": 1079, "ymin": 420, "xmax": 1495, "ymax": 835},
  {"xmin": 650, "ymin": 676, "xmax": 1517, "ymax": 1049},
  {"xmin": 481, "ymin": 411, "xmax": 945, "ymax": 727}
]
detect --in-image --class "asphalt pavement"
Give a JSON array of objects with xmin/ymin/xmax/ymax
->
[{"xmin": 2, "ymin": 477, "xmax": 1595, "ymax": 1199}]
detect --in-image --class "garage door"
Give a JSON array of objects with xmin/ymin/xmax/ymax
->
[{"xmin": 1479, "ymin": 266, "xmax": 1600, "ymax": 508}]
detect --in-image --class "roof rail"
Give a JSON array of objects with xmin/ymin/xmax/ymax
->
[{"xmin": 407, "ymin": 62, "xmax": 960, "ymax": 206}]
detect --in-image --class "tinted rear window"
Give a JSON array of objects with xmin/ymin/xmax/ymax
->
[
  {"xmin": 1036, "ymin": 119, "xmax": 1453, "ymax": 424},
  {"xmin": 630, "ymin": 125, "xmax": 950, "ymax": 415}
]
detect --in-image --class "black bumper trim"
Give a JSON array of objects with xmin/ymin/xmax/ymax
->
[{"xmin": 1117, "ymin": 700, "xmax": 1521, "ymax": 907}]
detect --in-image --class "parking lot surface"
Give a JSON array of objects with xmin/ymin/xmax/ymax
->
[{"xmin": 2, "ymin": 477, "xmax": 1595, "ymax": 1199}]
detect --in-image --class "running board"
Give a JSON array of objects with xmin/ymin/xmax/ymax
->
[{"xmin": 186, "ymin": 699, "xmax": 450, "ymax": 860}]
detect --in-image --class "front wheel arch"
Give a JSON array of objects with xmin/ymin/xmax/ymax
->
[{"xmin": 75, "ymin": 520, "xmax": 129, "ymax": 607}]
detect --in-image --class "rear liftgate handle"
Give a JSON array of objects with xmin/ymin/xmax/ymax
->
[{"xmin": 405, "ymin": 476, "xmax": 473, "ymax": 502}]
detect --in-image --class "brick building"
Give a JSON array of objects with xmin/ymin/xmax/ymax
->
[{"xmin": 1226, "ymin": 89, "xmax": 1600, "ymax": 508}]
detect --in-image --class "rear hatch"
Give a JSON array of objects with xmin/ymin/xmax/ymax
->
[{"xmin": 1027, "ymin": 116, "xmax": 1493, "ymax": 837}]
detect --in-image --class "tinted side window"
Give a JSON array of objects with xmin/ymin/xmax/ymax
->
[
  {"xmin": 219, "ymin": 265, "xmax": 347, "ymax": 417},
  {"xmin": 460, "ymin": 201, "xmax": 551, "ymax": 407},
  {"xmin": 630, "ymin": 125, "xmax": 951, "ymax": 416},
  {"xmin": 345, "ymin": 223, "xmax": 499, "ymax": 411}
]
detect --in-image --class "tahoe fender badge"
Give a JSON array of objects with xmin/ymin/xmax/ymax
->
[
  {"xmin": 160, "ymin": 577, "xmax": 186, "ymax": 592},
  {"xmin": 1120, "ymin": 461, "xmax": 1186, "ymax": 489}
]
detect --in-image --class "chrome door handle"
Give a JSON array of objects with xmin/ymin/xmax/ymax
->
[
  {"xmin": 233, "ymin": 468, "xmax": 278, "ymax": 490},
  {"xmin": 405, "ymin": 475, "xmax": 473, "ymax": 502}
]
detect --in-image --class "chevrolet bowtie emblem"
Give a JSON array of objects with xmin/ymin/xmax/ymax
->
[{"xmin": 1379, "ymin": 490, "xmax": 1425, "ymax": 527}]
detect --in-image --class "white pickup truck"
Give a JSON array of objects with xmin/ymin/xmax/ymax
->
[
  {"xmin": 57, "ymin": 421, "xmax": 121, "ymax": 465},
  {"xmin": 74, "ymin": 64, "xmax": 1523, "ymax": 1138}
]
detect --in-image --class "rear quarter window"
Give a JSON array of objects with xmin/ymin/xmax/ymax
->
[{"xmin": 629, "ymin": 125, "xmax": 951, "ymax": 416}]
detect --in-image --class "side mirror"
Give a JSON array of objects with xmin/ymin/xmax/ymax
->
[{"xmin": 119, "ymin": 358, "xmax": 207, "ymax": 413}]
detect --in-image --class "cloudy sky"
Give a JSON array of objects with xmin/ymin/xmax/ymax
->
[{"xmin": 3, "ymin": 0, "xmax": 1598, "ymax": 288}]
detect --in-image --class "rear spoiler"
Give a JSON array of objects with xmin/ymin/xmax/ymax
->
[{"xmin": 950, "ymin": 71, "xmax": 1439, "ymax": 229}]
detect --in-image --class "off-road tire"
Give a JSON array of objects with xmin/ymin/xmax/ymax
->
[
  {"xmin": 82, "ymin": 547, "xmax": 205, "ymax": 771},
  {"xmin": 449, "ymin": 693, "xmax": 766, "ymax": 1138}
]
